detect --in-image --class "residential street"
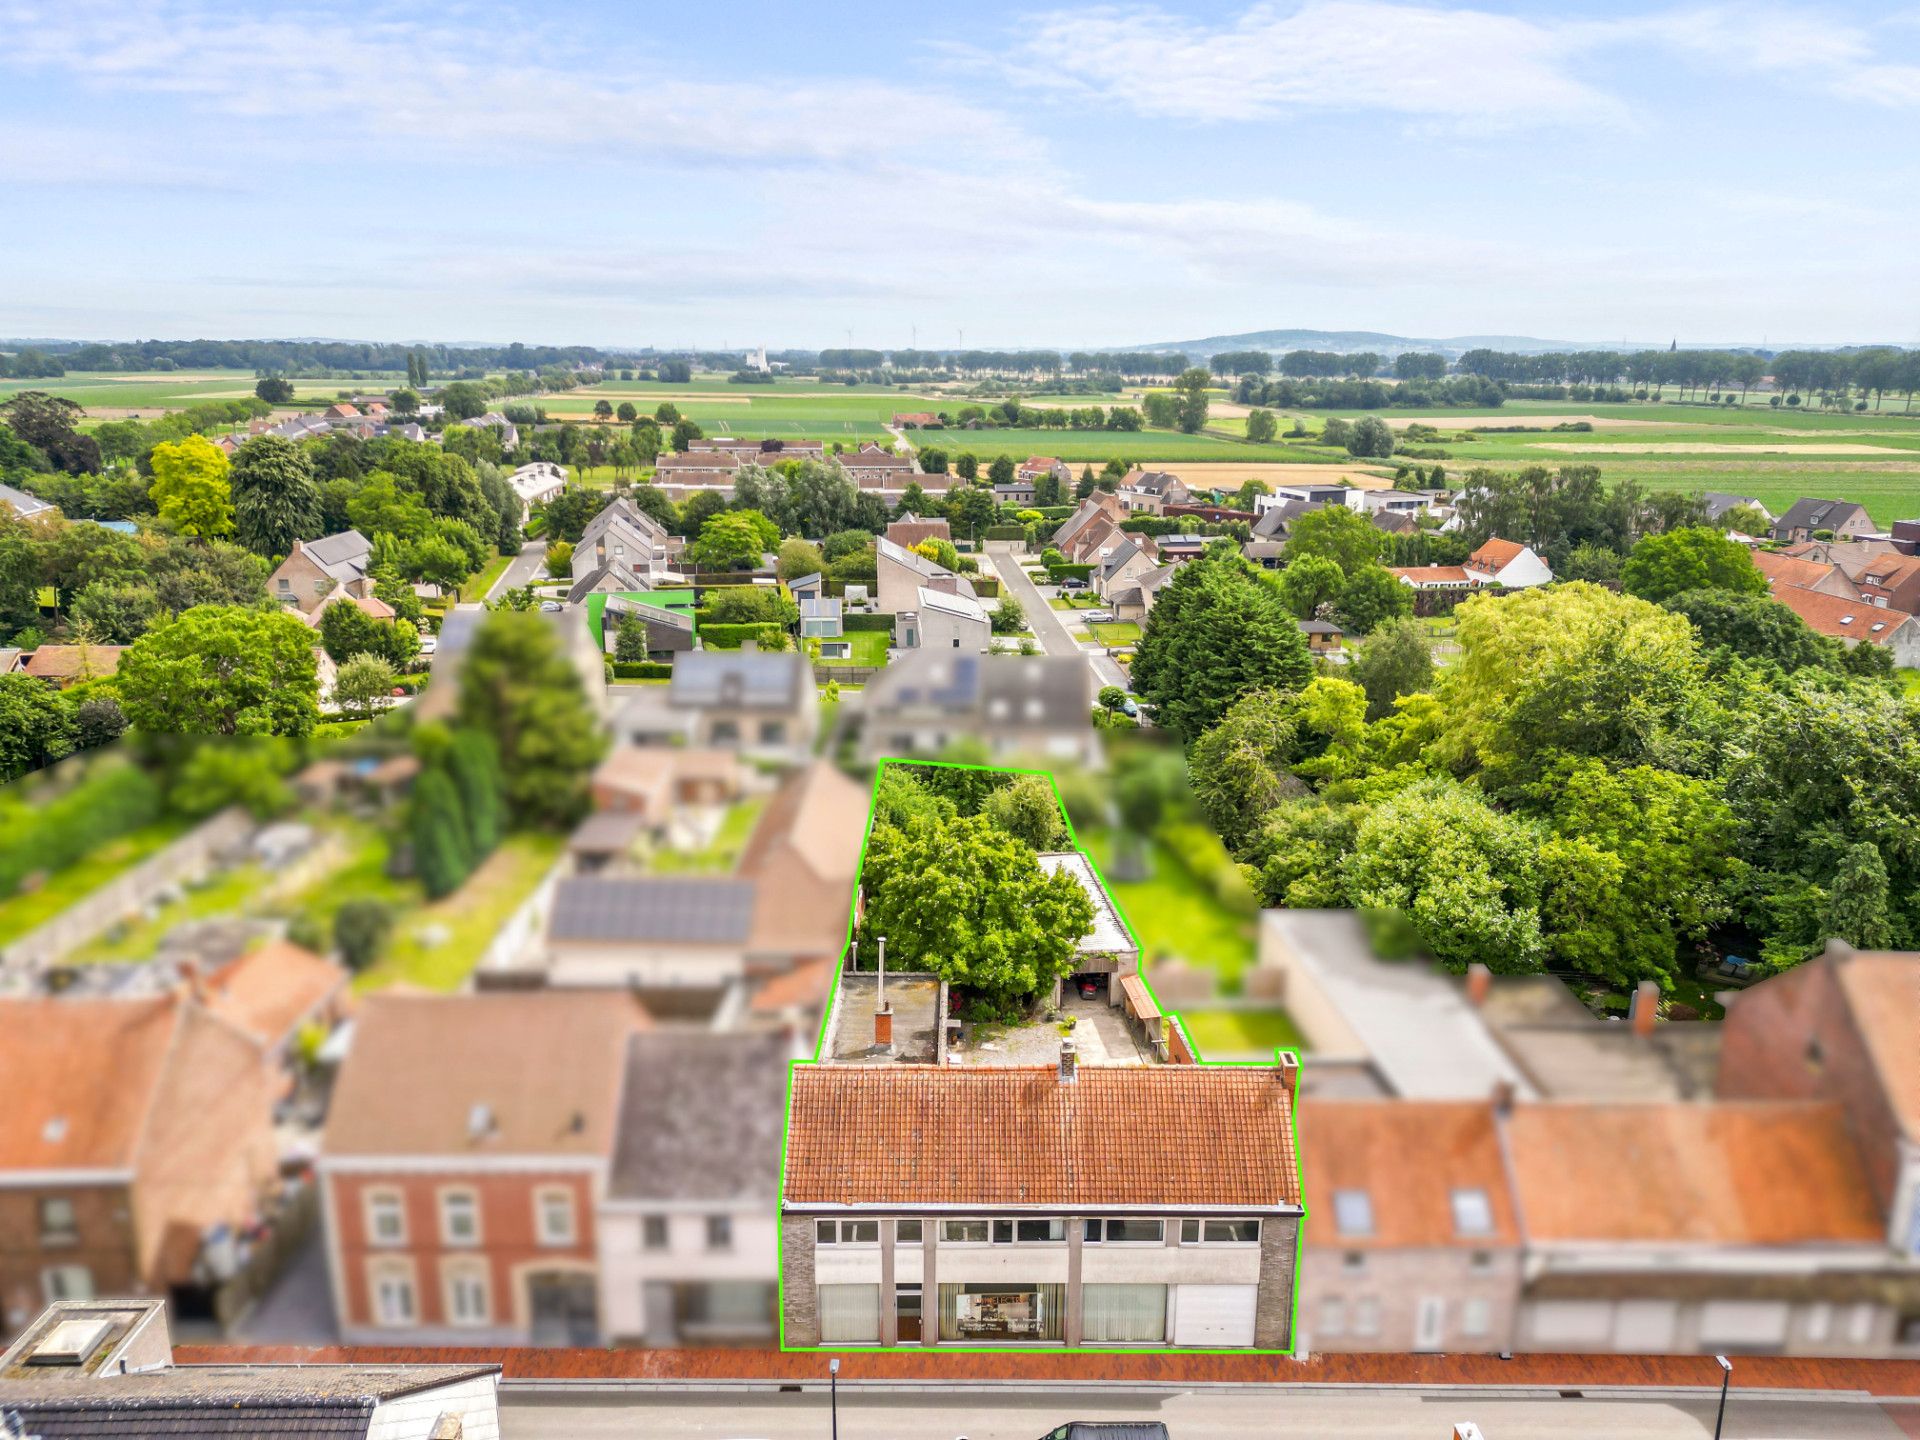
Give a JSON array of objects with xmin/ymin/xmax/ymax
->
[
  {"xmin": 988, "ymin": 550, "xmax": 1129, "ymax": 693},
  {"xmin": 487, "ymin": 538, "xmax": 549, "ymax": 600},
  {"xmin": 502, "ymin": 1386, "xmax": 1916, "ymax": 1439}
]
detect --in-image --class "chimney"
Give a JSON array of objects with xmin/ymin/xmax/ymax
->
[
  {"xmin": 1276, "ymin": 1050, "xmax": 1299, "ymax": 1103},
  {"xmin": 872, "ymin": 935, "xmax": 892, "ymax": 1050},
  {"xmin": 1058, "ymin": 1039, "xmax": 1078, "ymax": 1085},
  {"xmin": 1465, "ymin": 962, "xmax": 1492, "ymax": 1007},
  {"xmin": 1629, "ymin": 980, "xmax": 1659, "ymax": 1037}
]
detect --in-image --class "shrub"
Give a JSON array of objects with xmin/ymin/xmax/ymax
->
[
  {"xmin": 0, "ymin": 762, "xmax": 162, "ymax": 896},
  {"xmin": 842, "ymin": 614, "xmax": 895, "ymax": 634},
  {"xmin": 333, "ymin": 899, "xmax": 394, "ymax": 971},
  {"xmin": 699, "ymin": 623, "xmax": 788, "ymax": 651},
  {"xmin": 1158, "ymin": 820, "xmax": 1259, "ymax": 916},
  {"xmin": 611, "ymin": 661, "xmax": 674, "ymax": 679}
]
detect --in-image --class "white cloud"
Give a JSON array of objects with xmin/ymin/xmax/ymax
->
[{"xmin": 994, "ymin": 0, "xmax": 1920, "ymax": 125}]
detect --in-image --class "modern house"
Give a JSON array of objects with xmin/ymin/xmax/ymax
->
[
  {"xmin": 567, "ymin": 497, "xmax": 679, "ymax": 602},
  {"xmin": 508, "ymin": 461, "xmax": 567, "ymax": 516},
  {"xmin": 1299, "ymin": 1100, "xmax": 1522, "ymax": 1354},
  {"xmin": 318, "ymin": 992, "xmax": 647, "ymax": 1345},
  {"xmin": 876, "ymin": 535, "xmax": 975, "ymax": 615},
  {"xmin": 0, "ymin": 1298, "xmax": 501, "ymax": 1439},
  {"xmin": 1094, "ymin": 535, "xmax": 1160, "ymax": 604},
  {"xmin": 597, "ymin": 1031, "xmax": 790, "ymax": 1347},
  {"xmin": 885, "ymin": 513, "xmax": 951, "ymax": 551},
  {"xmin": 599, "ymin": 594, "xmax": 696, "ymax": 660},
  {"xmin": 665, "ymin": 649, "xmax": 818, "ymax": 764},
  {"xmin": 1772, "ymin": 498, "xmax": 1877, "ymax": 545},
  {"xmin": 860, "ymin": 652, "xmax": 1098, "ymax": 767},
  {"xmin": 269, "ymin": 529, "xmax": 375, "ymax": 616},
  {"xmin": 899, "ymin": 587, "xmax": 991, "ymax": 653},
  {"xmin": 800, "ymin": 595, "xmax": 843, "ymax": 639},
  {"xmin": 779, "ymin": 1061, "xmax": 1303, "ymax": 1348},
  {"xmin": 0, "ymin": 996, "xmax": 279, "ymax": 1341},
  {"xmin": 1116, "ymin": 469, "xmax": 1190, "ymax": 516}
]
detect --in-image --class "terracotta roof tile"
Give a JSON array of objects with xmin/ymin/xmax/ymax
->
[
  {"xmin": 0, "ymin": 998, "xmax": 182, "ymax": 1170},
  {"xmin": 21, "ymin": 645, "xmax": 124, "ymax": 681},
  {"xmin": 203, "ymin": 940, "xmax": 347, "ymax": 1049},
  {"xmin": 322, "ymin": 993, "xmax": 646, "ymax": 1158},
  {"xmin": 1752, "ymin": 548, "xmax": 1851, "ymax": 593},
  {"xmin": 1769, "ymin": 583, "xmax": 1913, "ymax": 644},
  {"xmin": 1835, "ymin": 951, "xmax": 1920, "ymax": 1141},
  {"xmin": 1468, "ymin": 537, "xmax": 1525, "ymax": 569},
  {"xmin": 1301, "ymin": 1100, "xmax": 1517, "ymax": 1248},
  {"xmin": 1506, "ymin": 1101, "xmax": 1884, "ymax": 1245},
  {"xmin": 783, "ymin": 1065, "xmax": 1299, "ymax": 1209}
]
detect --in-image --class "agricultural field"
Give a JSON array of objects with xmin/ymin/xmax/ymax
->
[
  {"xmin": 1, "ymin": 369, "xmax": 275, "ymax": 415},
  {"xmin": 905, "ymin": 426, "xmax": 1314, "ymax": 464}
]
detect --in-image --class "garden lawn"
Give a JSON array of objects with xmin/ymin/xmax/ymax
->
[
  {"xmin": 1088, "ymin": 621, "xmax": 1142, "ymax": 646},
  {"xmin": 1077, "ymin": 825, "xmax": 1257, "ymax": 989},
  {"xmin": 353, "ymin": 831, "xmax": 566, "ymax": 992},
  {"xmin": 459, "ymin": 552, "xmax": 514, "ymax": 603},
  {"xmin": 68, "ymin": 863, "xmax": 269, "ymax": 964},
  {"xmin": 0, "ymin": 819, "xmax": 194, "ymax": 942},
  {"xmin": 1179, "ymin": 1008, "xmax": 1308, "ymax": 1059},
  {"xmin": 649, "ymin": 795, "xmax": 770, "ymax": 875},
  {"xmin": 807, "ymin": 631, "xmax": 890, "ymax": 666}
]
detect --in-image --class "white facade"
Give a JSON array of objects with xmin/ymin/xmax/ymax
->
[{"xmin": 598, "ymin": 1203, "xmax": 779, "ymax": 1345}]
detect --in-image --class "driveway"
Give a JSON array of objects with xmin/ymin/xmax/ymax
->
[{"xmin": 986, "ymin": 551, "xmax": 1129, "ymax": 692}]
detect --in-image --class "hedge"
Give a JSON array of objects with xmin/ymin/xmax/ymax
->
[
  {"xmin": 972, "ymin": 576, "xmax": 1002, "ymax": 598},
  {"xmin": 984, "ymin": 525, "xmax": 1026, "ymax": 541},
  {"xmin": 842, "ymin": 614, "xmax": 895, "ymax": 634},
  {"xmin": 612, "ymin": 661, "xmax": 674, "ymax": 679},
  {"xmin": 1157, "ymin": 820, "xmax": 1259, "ymax": 916},
  {"xmin": 0, "ymin": 762, "xmax": 163, "ymax": 897},
  {"xmin": 1046, "ymin": 563, "xmax": 1096, "ymax": 581},
  {"xmin": 699, "ymin": 623, "xmax": 787, "ymax": 650}
]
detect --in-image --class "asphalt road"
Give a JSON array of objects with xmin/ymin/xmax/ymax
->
[
  {"xmin": 502, "ymin": 1386, "xmax": 1916, "ymax": 1439},
  {"xmin": 488, "ymin": 539, "xmax": 549, "ymax": 601},
  {"xmin": 988, "ymin": 551, "xmax": 1129, "ymax": 693}
]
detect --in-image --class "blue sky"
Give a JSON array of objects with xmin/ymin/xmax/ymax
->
[{"xmin": 3, "ymin": 0, "xmax": 1918, "ymax": 349}]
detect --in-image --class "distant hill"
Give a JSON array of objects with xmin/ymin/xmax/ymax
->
[{"xmin": 1123, "ymin": 328, "xmax": 1607, "ymax": 358}]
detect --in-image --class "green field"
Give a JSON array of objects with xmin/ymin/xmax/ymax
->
[
  {"xmin": 907, "ymin": 427, "xmax": 1319, "ymax": 464},
  {"xmin": 1180, "ymin": 1007, "xmax": 1307, "ymax": 1058},
  {"xmin": 806, "ymin": 630, "xmax": 890, "ymax": 666}
]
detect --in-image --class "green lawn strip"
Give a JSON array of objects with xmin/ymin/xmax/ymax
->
[
  {"xmin": 586, "ymin": 589, "xmax": 698, "ymax": 648},
  {"xmin": 1088, "ymin": 621, "xmax": 1142, "ymax": 645},
  {"xmin": 1079, "ymin": 825, "xmax": 1256, "ymax": 988},
  {"xmin": 459, "ymin": 552, "xmax": 514, "ymax": 603},
  {"xmin": 66, "ymin": 862, "xmax": 271, "ymax": 964},
  {"xmin": 805, "ymin": 630, "xmax": 890, "ymax": 666},
  {"xmin": 648, "ymin": 794, "xmax": 771, "ymax": 876},
  {"xmin": 1180, "ymin": 1007, "xmax": 1309, "ymax": 1059},
  {"xmin": 1900, "ymin": 669, "xmax": 1920, "ymax": 699},
  {"xmin": 0, "ymin": 819, "xmax": 195, "ymax": 942},
  {"xmin": 352, "ymin": 831, "xmax": 566, "ymax": 992}
]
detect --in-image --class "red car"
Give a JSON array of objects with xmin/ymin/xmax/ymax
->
[{"xmin": 1076, "ymin": 977, "xmax": 1098, "ymax": 999}]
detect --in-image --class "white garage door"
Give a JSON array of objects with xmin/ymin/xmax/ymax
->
[{"xmin": 1172, "ymin": 1285, "xmax": 1258, "ymax": 1347}]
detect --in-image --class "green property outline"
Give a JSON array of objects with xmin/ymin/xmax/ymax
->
[{"xmin": 775, "ymin": 755, "xmax": 1308, "ymax": 1357}]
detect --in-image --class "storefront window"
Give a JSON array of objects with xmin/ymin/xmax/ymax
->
[{"xmin": 937, "ymin": 1283, "xmax": 1065, "ymax": 1342}]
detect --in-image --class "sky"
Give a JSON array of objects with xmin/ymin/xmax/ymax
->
[{"xmin": 3, "ymin": 0, "xmax": 1919, "ymax": 350}]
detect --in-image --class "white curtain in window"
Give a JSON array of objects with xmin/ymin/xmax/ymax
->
[
  {"xmin": 818, "ymin": 1284, "xmax": 881, "ymax": 1343},
  {"xmin": 1082, "ymin": 1284, "xmax": 1167, "ymax": 1343}
]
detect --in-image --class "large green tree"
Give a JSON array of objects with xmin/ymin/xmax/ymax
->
[
  {"xmin": 454, "ymin": 610, "xmax": 605, "ymax": 825},
  {"xmin": 115, "ymin": 604, "xmax": 320, "ymax": 736},
  {"xmin": 857, "ymin": 811, "xmax": 1095, "ymax": 1002},
  {"xmin": 148, "ymin": 435, "xmax": 234, "ymax": 539},
  {"xmin": 1621, "ymin": 526, "xmax": 1768, "ymax": 604},
  {"xmin": 230, "ymin": 435, "xmax": 321, "ymax": 557},
  {"xmin": 1349, "ymin": 616, "xmax": 1435, "ymax": 720},
  {"xmin": 0, "ymin": 674, "xmax": 77, "ymax": 780},
  {"xmin": 1131, "ymin": 552, "xmax": 1314, "ymax": 741}
]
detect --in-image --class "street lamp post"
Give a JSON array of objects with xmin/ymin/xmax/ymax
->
[
  {"xmin": 1713, "ymin": 1354, "xmax": 1732, "ymax": 1440},
  {"xmin": 829, "ymin": 1356, "xmax": 840, "ymax": 1440}
]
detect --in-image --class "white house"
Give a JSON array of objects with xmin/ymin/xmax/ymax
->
[
  {"xmin": 901, "ymin": 586, "xmax": 992, "ymax": 653},
  {"xmin": 509, "ymin": 461, "xmax": 568, "ymax": 516},
  {"xmin": 1387, "ymin": 537, "xmax": 1553, "ymax": 591}
]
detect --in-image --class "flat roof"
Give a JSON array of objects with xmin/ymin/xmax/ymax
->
[{"xmin": 1036, "ymin": 852, "xmax": 1134, "ymax": 955}]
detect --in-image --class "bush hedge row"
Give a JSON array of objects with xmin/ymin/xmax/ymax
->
[
  {"xmin": 699, "ymin": 623, "xmax": 787, "ymax": 650},
  {"xmin": 842, "ymin": 614, "xmax": 895, "ymax": 634},
  {"xmin": 612, "ymin": 661, "xmax": 674, "ymax": 679}
]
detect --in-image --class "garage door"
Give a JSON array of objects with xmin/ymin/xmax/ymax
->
[{"xmin": 1172, "ymin": 1285, "xmax": 1258, "ymax": 1347}]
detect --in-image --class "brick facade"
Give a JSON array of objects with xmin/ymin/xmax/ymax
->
[
  {"xmin": 0, "ymin": 1185, "xmax": 139, "ymax": 1338},
  {"xmin": 1254, "ymin": 1214, "xmax": 1302, "ymax": 1350},
  {"xmin": 778, "ymin": 1216, "xmax": 818, "ymax": 1346}
]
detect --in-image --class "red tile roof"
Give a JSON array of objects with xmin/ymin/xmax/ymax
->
[
  {"xmin": 1302, "ymin": 1100, "xmax": 1517, "ymax": 1249},
  {"xmin": 1386, "ymin": 565, "xmax": 1470, "ymax": 587},
  {"xmin": 1468, "ymin": 537, "xmax": 1524, "ymax": 570},
  {"xmin": 783, "ymin": 1064, "xmax": 1299, "ymax": 1209},
  {"xmin": 0, "ymin": 998, "xmax": 182, "ymax": 1170},
  {"xmin": 1768, "ymin": 584, "xmax": 1913, "ymax": 645},
  {"xmin": 1506, "ymin": 1101, "xmax": 1884, "ymax": 1245},
  {"xmin": 1835, "ymin": 952, "xmax": 1920, "ymax": 1141},
  {"xmin": 1752, "ymin": 548, "xmax": 1851, "ymax": 594},
  {"xmin": 203, "ymin": 940, "xmax": 347, "ymax": 1049}
]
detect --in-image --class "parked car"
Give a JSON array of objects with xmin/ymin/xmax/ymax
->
[
  {"xmin": 1077, "ymin": 976, "xmax": 1098, "ymax": 999},
  {"xmin": 418, "ymin": 635, "xmax": 438, "ymax": 656},
  {"xmin": 1083, "ymin": 610, "xmax": 1113, "ymax": 622},
  {"xmin": 1059, "ymin": 578, "xmax": 1090, "ymax": 591},
  {"xmin": 1037, "ymin": 1425, "xmax": 1171, "ymax": 1440},
  {"xmin": 539, "ymin": 600, "xmax": 563, "ymax": 612}
]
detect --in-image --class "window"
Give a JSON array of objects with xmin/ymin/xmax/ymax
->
[
  {"xmin": 643, "ymin": 1216, "xmax": 669, "ymax": 1251},
  {"xmin": 758, "ymin": 721, "xmax": 786, "ymax": 745},
  {"xmin": 442, "ymin": 1260, "xmax": 490, "ymax": 1327},
  {"xmin": 1353, "ymin": 1297, "xmax": 1381, "ymax": 1337},
  {"xmin": 818, "ymin": 1284, "xmax": 881, "ymax": 1344},
  {"xmin": 943, "ymin": 1219, "xmax": 991, "ymax": 1244},
  {"xmin": 535, "ymin": 1188, "xmax": 577, "ymax": 1247},
  {"xmin": 1180, "ymin": 1218, "xmax": 1261, "ymax": 1244},
  {"xmin": 1450, "ymin": 1188, "xmax": 1494, "ymax": 1238},
  {"xmin": 42, "ymin": 1266, "xmax": 92, "ymax": 1304},
  {"xmin": 1469, "ymin": 1250, "xmax": 1495, "ymax": 1274},
  {"xmin": 365, "ymin": 1189, "xmax": 406, "ymax": 1246},
  {"xmin": 938, "ymin": 1283, "xmax": 1065, "ymax": 1342},
  {"xmin": 706, "ymin": 1215, "xmax": 733, "ymax": 1251},
  {"xmin": 1803, "ymin": 1302, "xmax": 1833, "ymax": 1344},
  {"xmin": 1333, "ymin": 1189, "xmax": 1374, "ymax": 1237},
  {"xmin": 1015, "ymin": 1218, "xmax": 1065, "ymax": 1243},
  {"xmin": 1081, "ymin": 1284, "xmax": 1167, "ymax": 1344},
  {"xmin": 1341, "ymin": 1251, "xmax": 1367, "ymax": 1275},
  {"xmin": 1415, "ymin": 1296, "xmax": 1446, "ymax": 1350},
  {"xmin": 439, "ymin": 1189, "xmax": 479, "ymax": 1246},
  {"xmin": 1318, "ymin": 1298, "xmax": 1347, "ymax": 1337},
  {"xmin": 1083, "ymin": 1218, "xmax": 1163, "ymax": 1244},
  {"xmin": 372, "ymin": 1262, "xmax": 417, "ymax": 1326},
  {"xmin": 1845, "ymin": 1302, "xmax": 1878, "ymax": 1346},
  {"xmin": 895, "ymin": 1219, "xmax": 922, "ymax": 1245},
  {"xmin": 1462, "ymin": 1298, "xmax": 1491, "ymax": 1339},
  {"xmin": 817, "ymin": 1219, "xmax": 879, "ymax": 1245},
  {"xmin": 38, "ymin": 1197, "xmax": 77, "ymax": 1245}
]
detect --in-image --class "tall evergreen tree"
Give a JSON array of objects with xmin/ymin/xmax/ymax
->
[
  {"xmin": 410, "ymin": 767, "xmax": 472, "ymax": 898},
  {"xmin": 230, "ymin": 435, "xmax": 321, "ymax": 557}
]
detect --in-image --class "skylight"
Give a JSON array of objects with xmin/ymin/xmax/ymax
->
[
  {"xmin": 1451, "ymin": 1187, "xmax": 1495, "ymax": 1238},
  {"xmin": 1333, "ymin": 1189, "xmax": 1374, "ymax": 1237}
]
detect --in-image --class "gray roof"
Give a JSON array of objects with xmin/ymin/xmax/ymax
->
[
  {"xmin": 1098, "ymin": 537, "xmax": 1144, "ymax": 580},
  {"xmin": 668, "ymin": 649, "xmax": 807, "ymax": 710},
  {"xmin": 578, "ymin": 496, "xmax": 670, "ymax": 552},
  {"xmin": 305, "ymin": 529, "xmax": 373, "ymax": 580},
  {"xmin": 0, "ymin": 1365, "xmax": 495, "ymax": 1438},
  {"xmin": 549, "ymin": 876, "xmax": 756, "ymax": 944},
  {"xmin": 1125, "ymin": 469, "xmax": 1182, "ymax": 494},
  {"xmin": 788, "ymin": 572, "xmax": 824, "ymax": 595},
  {"xmin": 609, "ymin": 1031, "xmax": 790, "ymax": 1201},
  {"xmin": 0, "ymin": 482, "xmax": 54, "ymax": 518},
  {"xmin": 1775, "ymin": 497, "xmax": 1868, "ymax": 533},
  {"xmin": 1137, "ymin": 564, "xmax": 1180, "ymax": 593},
  {"xmin": 865, "ymin": 651, "xmax": 1090, "ymax": 727}
]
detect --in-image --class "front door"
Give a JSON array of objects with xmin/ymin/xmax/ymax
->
[
  {"xmin": 528, "ymin": 1272, "xmax": 599, "ymax": 1346},
  {"xmin": 896, "ymin": 1284, "xmax": 922, "ymax": 1343}
]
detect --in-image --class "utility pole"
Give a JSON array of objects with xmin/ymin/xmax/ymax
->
[{"xmin": 1712, "ymin": 1355, "xmax": 1731, "ymax": 1440}]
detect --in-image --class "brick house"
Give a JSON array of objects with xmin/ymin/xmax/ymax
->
[
  {"xmin": 1771, "ymin": 498, "xmax": 1877, "ymax": 545},
  {"xmin": 779, "ymin": 1060, "xmax": 1303, "ymax": 1349},
  {"xmin": 1299, "ymin": 1100, "xmax": 1521, "ymax": 1354},
  {"xmin": 268, "ymin": 530, "xmax": 375, "ymax": 616},
  {"xmin": 1116, "ymin": 470, "xmax": 1190, "ymax": 516},
  {"xmin": 0, "ymin": 996, "xmax": 278, "ymax": 1340},
  {"xmin": 318, "ymin": 993, "xmax": 647, "ymax": 1345}
]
